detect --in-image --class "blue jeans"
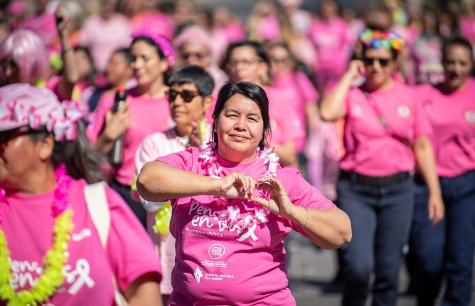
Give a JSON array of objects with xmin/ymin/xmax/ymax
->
[
  {"xmin": 409, "ymin": 170, "xmax": 475, "ymax": 306},
  {"xmin": 337, "ymin": 177, "xmax": 414, "ymax": 306}
]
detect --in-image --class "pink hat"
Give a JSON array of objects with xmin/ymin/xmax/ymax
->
[
  {"xmin": 174, "ymin": 26, "xmax": 213, "ymax": 53},
  {"xmin": 0, "ymin": 83, "xmax": 84, "ymax": 141}
]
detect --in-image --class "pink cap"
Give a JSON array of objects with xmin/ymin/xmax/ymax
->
[
  {"xmin": 0, "ymin": 84, "xmax": 84, "ymax": 141},
  {"xmin": 174, "ymin": 26, "xmax": 213, "ymax": 53}
]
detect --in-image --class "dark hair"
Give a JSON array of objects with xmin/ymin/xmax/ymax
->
[
  {"xmin": 31, "ymin": 122, "xmax": 106, "ymax": 184},
  {"xmin": 442, "ymin": 36, "xmax": 474, "ymax": 62},
  {"xmin": 131, "ymin": 36, "xmax": 173, "ymax": 83},
  {"xmin": 167, "ymin": 65, "xmax": 215, "ymax": 96},
  {"xmin": 212, "ymin": 81, "xmax": 271, "ymax": 150},
  {"xmin": 113, "ymin": 47, "xmax": 132, "ymax": 65},
  {"xmin": 221, "ymin": 41, "xmax": 272, "ymax": 85},
  {"xmin": 74, "ymin": 45, "xmax": 97, "ymax": 84}
]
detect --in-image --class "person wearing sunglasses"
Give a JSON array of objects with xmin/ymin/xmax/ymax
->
[
  {"xmin": 320, "ymin": 29, "xmax": 444, "ymax": 306},
  {"xmin": 0, "ymin": 83, "xmax": 163, "ymax": 306},
  {"xmin": 133, "ymin": 65, "xmax": 214, "ymax": 305},
  {"xmin": 88, "ymin": 30, "xmax": 175, "ymax": 228},
  {"xmin": 407, "ymin": 37, "xmax": 475, "ymax": 306}
]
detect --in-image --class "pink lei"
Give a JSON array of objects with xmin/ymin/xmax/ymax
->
[{"xmin": 198, "ymin": 142, "xmax": 280, "ymax": 234}]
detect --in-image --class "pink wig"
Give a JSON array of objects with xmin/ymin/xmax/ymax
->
[{"xmin": 0, "ymin": 29, "xmax": 50, "ymax": 84}]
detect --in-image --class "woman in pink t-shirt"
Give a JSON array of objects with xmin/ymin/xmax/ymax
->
[
  {"xmin": 137, "ymin": 81, "xmax": 351, "ymax": 306},
  {"xmin": 320, "ymin": 29, "xmax": 444, "ymax": 306},
  {"xmin": 89, "ymin": 30, "xmax": 175, "ymax": 228},
  {"xmin": 221, "ymin": 40, "xmax": 306, "ymax": 168},
  {"xmin": 0, "ymin": 84, "xmax": 162, "ymax": 306},
  {"xmin": 408, "ymin": 37, "xmax": 475, "ymax": 306}
]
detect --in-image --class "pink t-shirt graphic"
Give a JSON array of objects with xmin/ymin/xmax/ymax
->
[
  {"xmin": 417, "ymin": 82, "xmax": 475, "ymax": 177},
  {"xmin": 156, "ymin": 147, "xmax": 335, "ymax": 306},
  {"xmin": 340, "ymin": 82, "xmax": 432, "ymax": 176},
  {"xmin": 0, "ymin": 179, "xmax": 161, "ymax": 306}
]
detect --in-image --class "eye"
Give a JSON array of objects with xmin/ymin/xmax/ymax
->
[{"xmin": 248, "ymin": 117, "xmax": 258, "ymax": 122}]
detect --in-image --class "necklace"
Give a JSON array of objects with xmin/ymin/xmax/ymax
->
[
  {"xmin": 0, "ymin": 165, "xmax": 74, "ymax": 306},
  {"xmin": 199, "ymin": 142, "xmax": 280, "ymax": 233}
]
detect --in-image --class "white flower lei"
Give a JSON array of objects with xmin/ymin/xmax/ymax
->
[{"xmin": 198, "ymin": 142, "xmax": 280, "ymax": 233}]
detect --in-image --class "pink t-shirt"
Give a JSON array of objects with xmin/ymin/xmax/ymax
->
[
  {"xmin": 340, "ymin": 82, "xmax": 432, "ymax": 176},
  {"xmin": 265, "ymin": 86, "xmax": 306, "ymax": 149},
  {"xmin": 79, "ymin": 14, "xmax": 132, "ymax": 72},
  {"xmin": 130, "ymin": 12, "xmax": 174, "ymax": 40},
  {"xmin": 20, "ymin": 13, "xmax": 57, "ymax": 47},
  {"xmin": 0, "ymin": 179, "xmax": 161, "ymax": 306},
  {"xmin": 417, "ymin": 83, "xmax": 475, "ymax": 177},
  {"xmin": 307, "ymin": 18, "xmax": 351, "ymax": 74},
  {"xmin": 156, "ymin": 147, "xmax": 335, "ymax": 306},
  {"xmin": 87, "ymin": 89, "xmax": 172, "ymax": 185}
]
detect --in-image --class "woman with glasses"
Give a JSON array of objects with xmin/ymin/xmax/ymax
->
[
  {"xmin": 409, "ymin": 37, "xmax": 475, "ymax": 306},
  {"xmin": 320, "ymin": 29, "xmax": 444, "ymax": 306},
  {"xmin": 137, "ymin": 81, "xmax": 351, "ymax": 306},
  {"xmin": 0, "ymin": 84, "xmax": 162, "ymax": 306},
  {"xmin": 134, "ymin": 65, "xmax": 214, "ymax": 304},
  {"xmin": 221, "ymin": 41, "xmax": 305, "ymax": 167},
  {"xmin": 88, "ymin": 30, "xmax": 174, "ymax": 228}
]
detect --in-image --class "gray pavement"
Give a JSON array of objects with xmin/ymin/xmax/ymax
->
[{"xmin": 286, "ymin": 231, "xmax": 475, "ymax": 306}]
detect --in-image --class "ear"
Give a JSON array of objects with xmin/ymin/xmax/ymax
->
[
  {"xmin": 202, "ymin": 95, "xmax": 213, "ymax": 115},
  {"xmin": 37, "ymin": 134, "xmax": 55, "ymax": 162},
  {"xmin": 159, "ymin": 59, "xmax": 169, "ymax": 73},
  {"xmin": 257, "ymin": 62, "xmax": 270, "ymax": 85}
]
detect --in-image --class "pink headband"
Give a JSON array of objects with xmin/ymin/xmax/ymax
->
[{"xmin": 132, "ymin": 30, "xmax": 175, "ymax": 68}]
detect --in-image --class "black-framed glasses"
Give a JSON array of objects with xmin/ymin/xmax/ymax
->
[
  {"xmin": 165, "ymin": 89, "xmax": 201, "ymax": 103},
  {"xmin": 0, "ymin": 127, "xmax": 46, "ymax": 146},
  {"xmin": 362, "ymin": 57, "xmax": 392, "ymax": 67}
]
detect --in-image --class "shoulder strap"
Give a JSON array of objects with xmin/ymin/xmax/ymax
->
[
  {"xmin": 84, "ymin": 182, "xmax": 110, "ymax": 248},
  {"xmin": 84, "ymin": 182, "xmax": 130, "ymax": 306}
]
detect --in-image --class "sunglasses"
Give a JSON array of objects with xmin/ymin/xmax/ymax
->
[
  {"xmin": 362, "ymin": 57, "xmax": 392, "ymax": 67},
  {"xmin": 0, "ymin": 127, "xmax": 46, "ymax": 146},
  {"xmin": 180, "ymin": 52, "xmax": 208, "ymax": 60},
  {"xmin": 165, "ymin": 89, "xmax": 201, "ymax": 103}
]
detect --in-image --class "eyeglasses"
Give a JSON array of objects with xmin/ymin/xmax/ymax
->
[
  {"xmin": 180, "ymin": 51, "xmax": 208, "ymax": 60},
  {"xmin": 270, "ymin": 57, "xmax": 289, "ymax": 65},
  {"xmin": 226, "ymin": 58, "xmax": 262, "ymax": 68},
  {"xmin": 165, "ymin": 89, "xmax": 201, "ymax": 103},
  {"xmin": 362, "ymin": 57, "xmax": 392, "ymax": 67},
  {"xmin": 0, "ymin": 127, "xmax": 46, "ymax": 146},
  {"xmin": 0, "ymin": 59, "xmax": 18, "ymax": 71}
]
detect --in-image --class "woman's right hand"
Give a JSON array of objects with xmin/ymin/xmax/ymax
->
[
  {"xmin": 346, "ymin": 60, "xmax": 366, "ymax": 82},
  {"xmin": 218, "ymin": 172, "xmax": 256, "ymax": 199},
  {"xmin": 103, "ymin": 104, "xmax": 131, "ymax": 141}
]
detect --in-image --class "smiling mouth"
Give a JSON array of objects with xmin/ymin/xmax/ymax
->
[{"xmin": 229, "ymin": 134, "xmax": 249, "ymax": 140}]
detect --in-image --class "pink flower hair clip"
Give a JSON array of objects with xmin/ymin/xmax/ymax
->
[{"xmin": 132, "ymin": 30, "xmax": 175, "ymax": 68}]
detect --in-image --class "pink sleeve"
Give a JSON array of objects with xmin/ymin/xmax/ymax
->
[
  {"xmin": 135, "ymin": 134, "xmax": 161, "ymax": 172},
  {"xmin": 413, "ymin": 94, "xmax": 432, "ymax": 138},
  {"xmin": 155, "ymin": 147, "xmax": 195, "ymax": 172},
  {"xmin": 279, "ymin": 167, "xmax": 335, "ymax": 235},
  {"xmin": 296, "ymin": 72, "xmax": 319, "ymax": 104},
  {"xmin": 105, "ymin": 186, "xmax": 162, "ymax": 291},
  {"xmin": 86, "ymin": 95, "xmax": 112, "ymax": 142}
]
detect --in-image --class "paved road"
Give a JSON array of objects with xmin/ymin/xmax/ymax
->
[{"xmin": 286, "ymin": 231, "xmax": 475, "ymax": 306}]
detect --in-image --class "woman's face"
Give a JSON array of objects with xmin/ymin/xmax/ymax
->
[
  {"xmin": 269, "ymin": 45, "xmax": 293, "ymax": 76},
  {"xmin": 168, "ymin": 82, "xmax": 210, "ymax": 127},
  {"xmin": 106, "ymin": 52, "xmax": 132, "ymax": 87},
  {"xmin": 0, "ymin": 56, "xmax": 20, "ymax": 85},
  {"xmin": 363, "ymin": 47, "xmax": 395, "ymax": 88},
  {"xmin": 131, "ymin": 41, "xmax": 167, "ymax": 87},
  {"xmin": 0, "ymin": 128, "xmax": 42, "ymax": 190},
  {"xmin": 215, "ymin": 94, "xmax": 264, "ymax": 161},
  {"xmin": 74, "ymin": 50, "xmax": 93, "ymax": 81},
  {"xmin": 443, "ymin": 45, "xmax": 473, "ymax": 90},
  {"xmin": 226, "ymin": 46, "xmax": 267, "ymax": 84}
]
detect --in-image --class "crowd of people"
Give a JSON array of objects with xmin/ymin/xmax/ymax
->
[{"xmin": 0, "ymin": 0, "xmax": 474, "ymax": 305}]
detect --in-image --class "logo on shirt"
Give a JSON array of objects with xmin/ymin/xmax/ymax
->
[
  {"xmin": 465, "ymin": 109, "xmax": 475, "ymax": 124},
  {"xmin": 397, "ymin": 104, "xmax": 411, "ymax": 119},
  {"xmin": 194, "ymin": 267, "xmax": 203, "ymax": 284},
  {"xmin": 208, "ymin": 244, "xmax": 225, "ymax": 260}
]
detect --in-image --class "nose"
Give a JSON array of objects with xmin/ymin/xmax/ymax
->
[{"xmin": 234, "ymin": 116, "xmax": 247, "ymax": 131}]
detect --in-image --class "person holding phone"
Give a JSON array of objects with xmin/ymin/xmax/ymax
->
[{"xmin": 320, "ymin": 29, "xmax": 444, "ymax": 306}]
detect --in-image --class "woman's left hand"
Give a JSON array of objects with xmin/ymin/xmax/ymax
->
[{"xmin": 251, "ymin": 176, "xmax": 295, "ymax": 219}]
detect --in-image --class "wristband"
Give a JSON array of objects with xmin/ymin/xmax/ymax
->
[{"xmin": 299, "ymin": 206, "xmax": 310, "ymax": 229}]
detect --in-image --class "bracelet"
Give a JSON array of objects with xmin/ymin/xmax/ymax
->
[{"xmin": 299, "ymin": 206, "xmax": 310, "ymax": 229}]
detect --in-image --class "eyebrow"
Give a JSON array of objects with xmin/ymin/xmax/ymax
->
[{"xmin": 225, "ymin": 109, "xmax": 261, "ymax": 118}]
